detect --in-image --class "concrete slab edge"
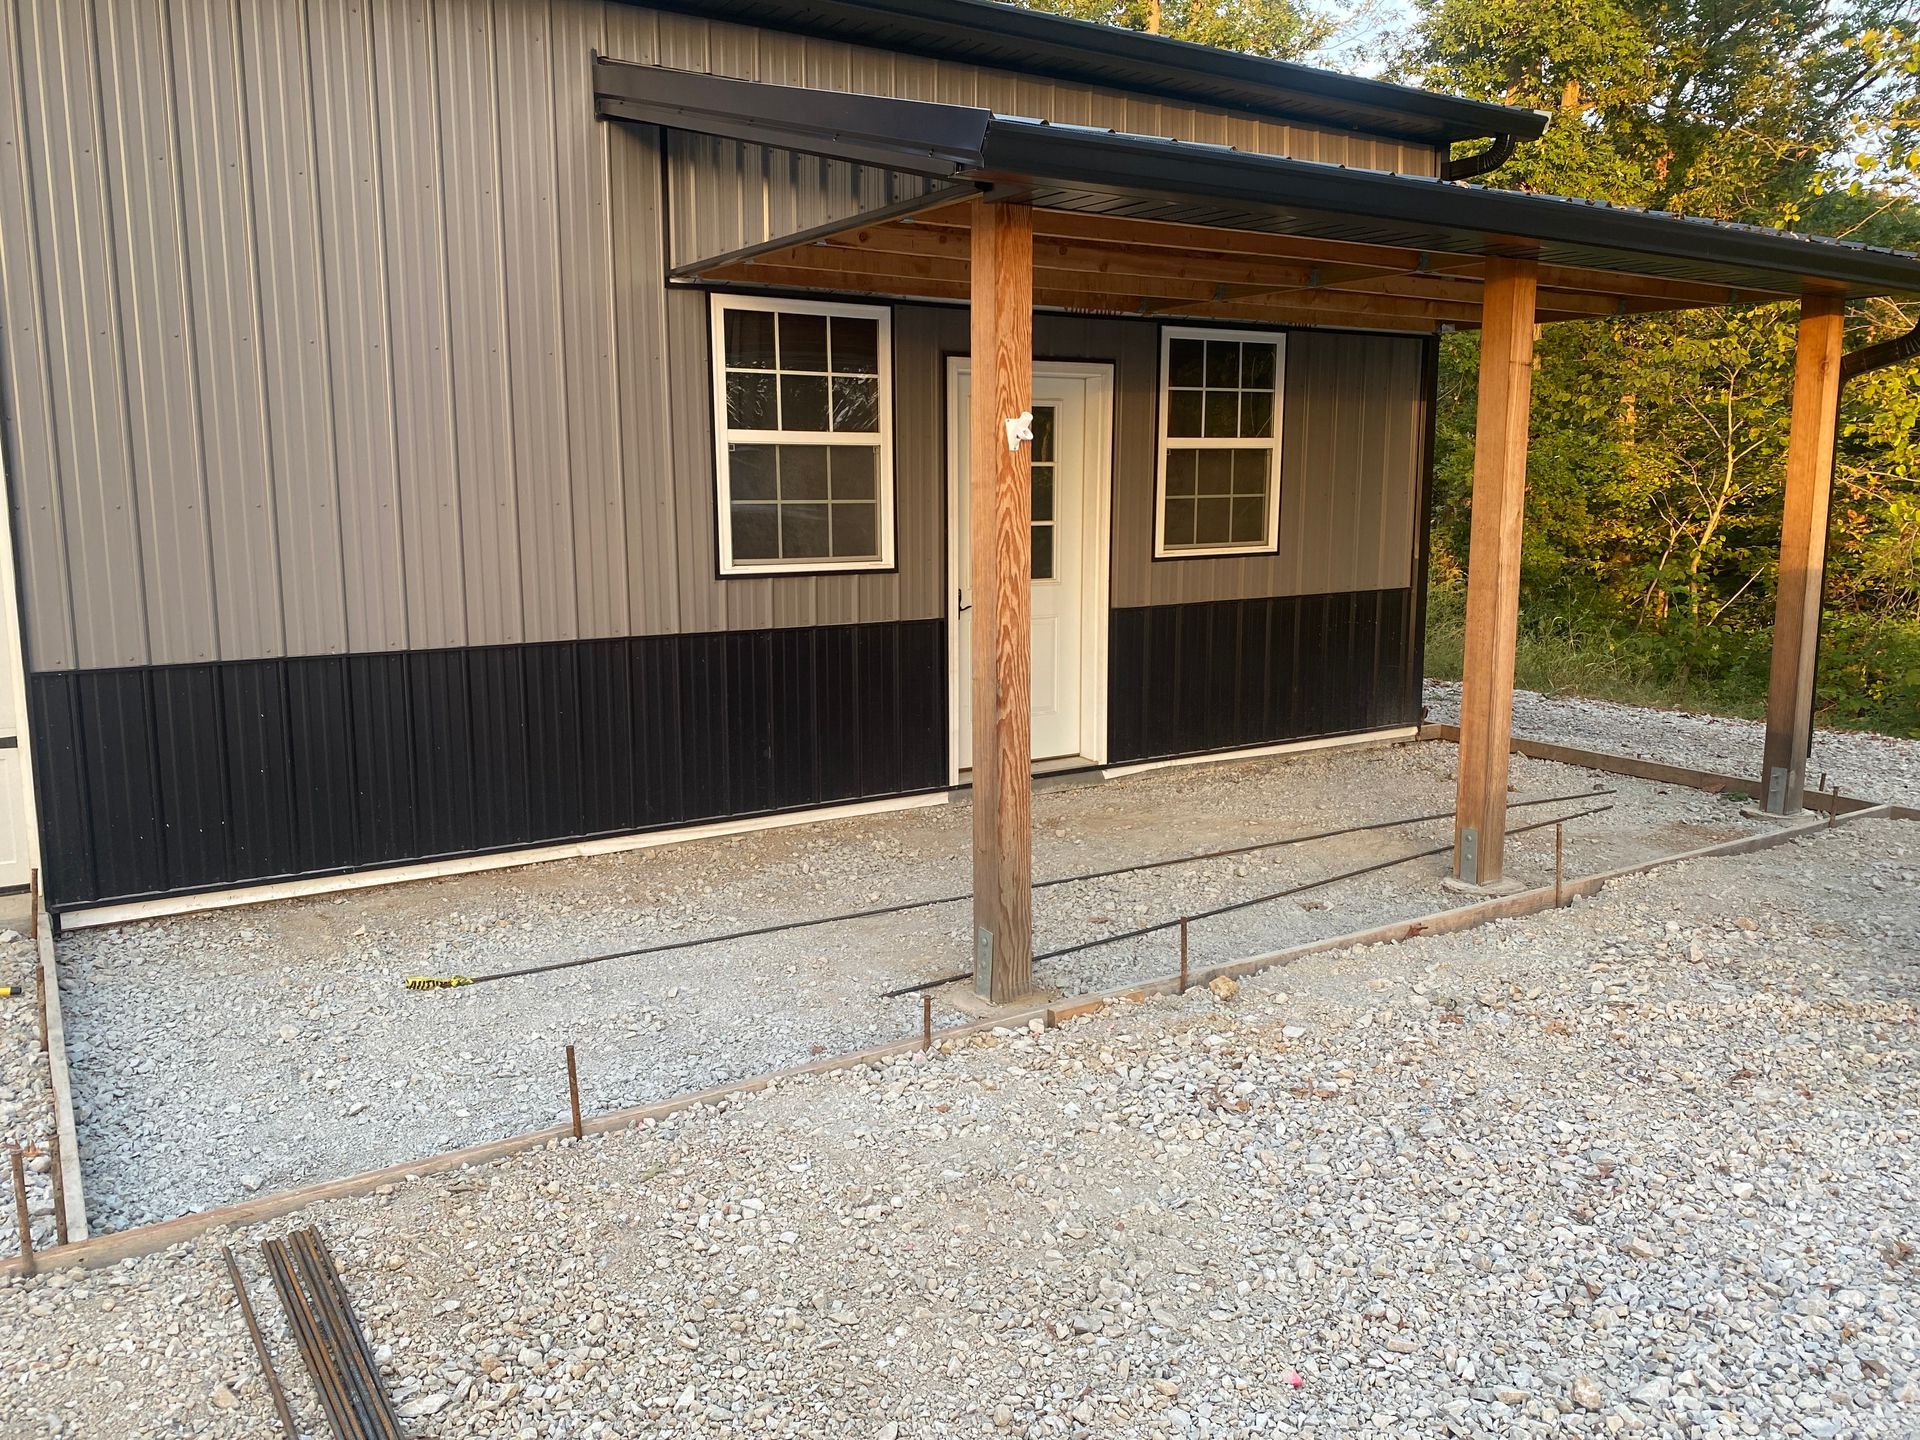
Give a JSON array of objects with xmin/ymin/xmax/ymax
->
[{"xmin": 2, "ymin": 801, "xmax": 1889, "ymax": 1280}]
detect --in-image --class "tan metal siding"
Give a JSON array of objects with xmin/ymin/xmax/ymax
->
[
  {"xmin": 665, "ymin": 135, "xmax": 945, "ymax": 271},
  {"xmin": 98, "ymin": 0, "xmax": 220, "ymax": 666},
  {"xmin": 375, "ymin": 0, "xmax": 469, "ymax": 652},
  {"xmin": 0, "ymin": 0, "xmax": 1435, "ymax": 675},
  {"xmin": 167, "ymin": 0, "xmax": 287, "ymax": 663},
  {"xmin": 310, "ymin": 0, "xmax": 409, "ymax": 654},
  {"xmin": 243, "ymin": 0, "xmax": 353, "ymax": 659},
  {"xmin": 7, "ymin": 0, "xmax": 152, "ymax": 670},
  {"xmin": 1109, "ymin": 329, "xmax": 1426, "ymax": 608},
  {"xmin": 0, "ymin": 0, "xmax": 77, "ymax": 669},
  {"xmin": 606, "ymin": 117, "xmax": 684, "ymax": 637},
  {"xmin": 663, "ymin": 289, "xmax": 944, "ymax": 630}
]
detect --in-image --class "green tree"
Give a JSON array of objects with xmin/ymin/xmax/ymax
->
[
  {"xmin": 1404, "ymin": 0, "xmax": 1920, "ymax": 729},
  {"xmin": 1017, "ymin": 0, "xmax": 1337, "ymax": 59}
]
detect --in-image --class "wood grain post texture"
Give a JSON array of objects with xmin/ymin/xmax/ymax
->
[
  {"xmin": 1453, "ymin": 255, "xmax": 1539, "ymax": 886},
  {"xmin": 969, "ymin": 198, "xmax": 1036, "ymax": 1004},
  {"xmin": 1760, "ymin": 294, "xmax": 1847, "ymax": 815}
]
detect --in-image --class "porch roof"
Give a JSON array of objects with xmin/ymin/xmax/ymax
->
[
  {"xmin": 624, "ymin": 0, "xmax": 1545, "ymax": 146},
  {"xmin": 597, "ymin": 60, "xmax": 1920, "ymax": 329}
]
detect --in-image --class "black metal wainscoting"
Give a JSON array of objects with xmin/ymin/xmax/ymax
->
[
  {"xmin": 28, "ymin": 620, "xmax": 947, "ymax": 912},
  {"xmin": 1107, "ymin": 590, "xmax": 1417, "ymax": 764}
]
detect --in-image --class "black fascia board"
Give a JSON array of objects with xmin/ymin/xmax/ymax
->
[
  {"xmin": 624, "ymin": 0, "xmax": 1545, "ymax": 146},
  {"xmin": 975, "ymin": 122, "xmax": 1920, "ymax": 296},
  {"xmin": 593, "ymin": 58, "xmax": 987, "ymax": 177}
]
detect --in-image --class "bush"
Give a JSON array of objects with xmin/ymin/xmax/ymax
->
[{"xmin": 1423, "ymin": 584, "xmax": 1920, "ymax": 737}]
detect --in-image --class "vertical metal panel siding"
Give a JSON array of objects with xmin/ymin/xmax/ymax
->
[
  {"xmin": 665, "ymin": 135, "xmax": 941, "ymax": 269},
  {"xmin": 0, "ymin": 0, "xmax": 1438, "ymax": 676},
  {"xmin": 1108, "ymin": 329, "xmax": 1426, "ymax": 609}
]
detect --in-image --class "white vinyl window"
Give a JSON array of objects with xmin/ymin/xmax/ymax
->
[
  {"xmin": 1154, "ymin": 326, "xmax": 1285, "ymax": 557},
  {"xmin": 711, "ymin": 294, "xmax": 894, "ymax": 574}
]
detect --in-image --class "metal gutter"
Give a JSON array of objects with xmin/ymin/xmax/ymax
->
[
  {"xmin": 1840, "ymin": 316, "xmax": 1920, "ymax": 381},
  {"xmin": 1444, "ymin": 132, "xmax": 1518, "ymax": 182},
  {"xmin": 623, "ymin": 0, "xmax": 1544, "ymax": 146},
  {"xmin": 593, "ymin": 58, "xmax": 988, "ymax": 175}
]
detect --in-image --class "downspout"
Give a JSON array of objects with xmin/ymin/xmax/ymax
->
[
  {"xmin": 1444, "ymin": 132, "xmax": 1518, "ymax": 183},
  {"xmin": 1839, "ymin": 316, "xmax": 1920, "ymax": 383},
  {"xmin": 1800, "ymin": 312, "xmax": 1920, "ymax": 767}
]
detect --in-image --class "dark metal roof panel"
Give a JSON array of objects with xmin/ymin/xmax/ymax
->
[
  {"xmin": 597, "ymin": 62, "xmax": 1920, "ymax": 298},
  {"xmin": 623, "ymin": 0, "xmax": 1544, "ymax": 145},
  {"xmin": 979, "ymin": 120, "xmax": 1920, "ymax": 296}
]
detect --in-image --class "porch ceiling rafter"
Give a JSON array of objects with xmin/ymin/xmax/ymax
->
[{"xmin": 692, "ymin": 211, "xmax": 1742, "ymax": 331}]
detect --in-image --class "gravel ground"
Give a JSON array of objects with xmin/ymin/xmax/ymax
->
[
  {"xmin": 59, "ymin": 739, "xmax": 1766, "ymax": 1233},
  {"xmin": 1423, "ymin": 681, "xmax": 1920, "ymax": 807},
  {"xmin": 3, "ymin": 814, "xmax": 1916, "ymax": 1439},
  {"xmin": 0, "ymin": 916, "xmax": 56, "ymax": 1257}
]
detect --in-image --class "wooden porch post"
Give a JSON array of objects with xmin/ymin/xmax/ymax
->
[
  {"xmin": 969, "ymin": 197, "xmax": 1035, "ymax": 1003},
  {"xmin": 1759, "ymin": 293, "xmax": 1846, "ymax": 815},
  {"xmin": 1452, "ymin": 255, "xmax": 1538, "ymax": 886}
]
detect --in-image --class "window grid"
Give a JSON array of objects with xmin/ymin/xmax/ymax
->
[
  {"xmin": 1030, "ymin": 404, "xmax": 1056, "ymax": 581},
  {"xmin": 1155, "ymin": 327, "xmax": 1284, "ymax": 558},
  {"xmin": 712, "ymin": 296, "xmax": 894, "ymax": 574}
]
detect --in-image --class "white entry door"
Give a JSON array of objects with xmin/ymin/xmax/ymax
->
[{"xmin": 949, "ymin": 361, "xmax": 1112, "ymax": 775}]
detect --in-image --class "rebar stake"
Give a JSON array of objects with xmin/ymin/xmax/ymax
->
[
  {"xmin": 921, "ymin": 993, "xmax": 932, "ymax": 1052},
  {"xmin": 1554, "ymin": 821, "xmax": 1564, "ymax": 908},
  {"xmin": 8, "ymin": 1146, "xmax": 32, "ymax": 1274},
  {"xmin": 223, "ymin": 1246, "xmax": 298, "ymax": 1439},
  {"xmin": 565, "ymin": 1044, "xmax": 583, "ymax": 1141},
  {"xmin": 1178, "ymin": 917, "xmax": 1190, "ymax": 994}
]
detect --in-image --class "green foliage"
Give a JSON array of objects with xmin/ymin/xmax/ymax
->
[
  {"xmin": 1406, "ymin": 0, "xmax": 1920, "ymax": 731},
  {"xmin": 1425, "ymin": 584, "xmax": 1920, "ymax": 734},
  {"xmin": 1015, "ymin": 0, "xmax": 1335, "ymax": 57}
]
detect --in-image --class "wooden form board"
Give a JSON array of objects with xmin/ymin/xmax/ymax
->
[
  {"xmin": 1418, "ymin": 723, "xmax": 1920, "ymax": 822},
  {"xmin": 7, "ymin": 798, "xmax": 1896, "ymax": 1280},
  {"xmin": 1760, "ymin": 295, "xmax": 1847, "ymax": 815},
  {"xmin": 968, "ymin": 198, "xmax": 1036, "ymax": 1005},
  {"xmin": 1452, "ymin": 256, "xmax": 1538, "ymax": 885},
  {"xmin": 37, "ymin": 918, "xmax": 86, "ymax": 1242}
]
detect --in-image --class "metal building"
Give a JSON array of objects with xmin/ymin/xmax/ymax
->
[{"xmin": 0, "ymin": 0, "xmax": 1912, "ymax": 964}]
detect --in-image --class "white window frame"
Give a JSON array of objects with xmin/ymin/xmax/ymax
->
[
  {"xmin": 711, "ymin": 293, "xmax": 896, "ymax": 576},
  {"xmin": 1153, "ymin": 325, "xmax": 1286, "ymax": 559}
]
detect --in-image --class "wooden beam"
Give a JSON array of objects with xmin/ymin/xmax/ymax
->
[
  {"xmin": 969, "ymin": 198, "xmax": 1035, "ymax": 1006},
  {"xmin": 1453, "ymin": 255, "xmax": 1539, "ymax": 887},
  {"xmin": 1759, "ymin": 293, "xmax": 1847, "ymax": 815},
  {"xmin": 699, "ymin": 264, "xmax": 1445, "ymax": 330}
]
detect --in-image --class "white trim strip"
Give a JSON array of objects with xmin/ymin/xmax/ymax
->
[
  {"xmin": 61, "ymin": 792, "xmax": 953, "ymax": 931},
  {"xmin": 1100, "ymin": 725, "xmax": 1418, "ymax": 779}
]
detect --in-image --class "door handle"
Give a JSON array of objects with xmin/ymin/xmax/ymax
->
[{"xmin": 957, "ymin": 588, "xmax": 972, "ymax": 614}]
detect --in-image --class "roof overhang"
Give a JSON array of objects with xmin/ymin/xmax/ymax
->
[
  {"xmin": 597, "ymin": 60, "xmax": 1920, "ymax": 316},
  {"xmin": 619, "ymin": 0, "xmax": 1544, "ymax": 147}
]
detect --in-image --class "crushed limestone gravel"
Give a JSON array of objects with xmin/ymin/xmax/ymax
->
[
  {"xmin": 0, "ymin": 927, "xmax": 55, "ymax": 1257},
  {"xmin": 1, "ymin": 814, "xmax": 1916, "ymax": 1438},
  {"xmin": 1423, "ymin": 681, "xmax": 1920, "ymax": 807},
  {"xmin": 58, "ymin": 738, "xmax": 1762, "ymax": 1233}
]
